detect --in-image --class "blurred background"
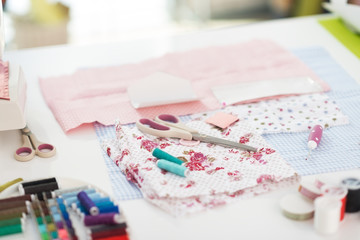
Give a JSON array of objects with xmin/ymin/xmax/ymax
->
[{"xmin": 1, "ymin": 0, "xmax": 328, "ymax": 50}]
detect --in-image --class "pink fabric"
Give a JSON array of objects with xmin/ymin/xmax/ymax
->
[{"xmin": 39, "ymin": 40, "xmax": 330, "ymax": 132}]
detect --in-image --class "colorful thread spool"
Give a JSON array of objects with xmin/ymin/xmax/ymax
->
[
  {"xmin": 89, "ymin": 223, "xmax": 127, "ymax": 239},
  {"xmin": 0, "ymin": 194, "xmax": 32, "ymax": 204},
  {"xmin": 0, "ymin": 217, "xmax": 24, "ymax": 228},
  {"xmin": 21, "ymin": 177, "xmax": 57, "ymax": 188},
  {"xmin": 84, "ymin": 213, "xmax": 123, "ymax": 226},
  {"xmin": 314, "ymin": 196, "xmax": 341, "ymax": 235},
  {"xmin": 320, "ymin": 184, "xmax": 347, "ymax": 221},
  {"xmin": 341, "ymin": 177, "xmax": 360, "ymax": 213},
  {"xmin": 0, "ymin": 200, "xmax": 27, "ymax": 211},
  {"xmin": 280, "ymin": 193, "xmax": 314, "ymax": 220},
  {"xmin": 63, "ymin": 192, "xmax": 102, "ymax": 206},
  {"xmin": 20, "ymin": 181, "xmax": 59, "ymax": 195},
  {"xmin": 60, "ymin": 188, "xmax": 96, "ymax": 199},
  {"xmin": 78, "ymin": 191, "xmax": 100, "ymax": 216},
  {"xmin": 72, "ymin": 197, "xmax": 112, "ymax": 209},
  {"xmin": 0, "ymin": 223, "xmax": 24, "ymax": 236},
  {"xmin": 78, "ymin": 204, "xmax": 120, "ymax": 215},
  {"xmin": 298, "ymin": 180, "xmax": 322, "ymax": 200},
  {"xmin": 53, "ymin": 185, "xmax": 89, "ymax": 197},
  {"xmin": 152, "ymin": 148, "xmax": 184, "ymax": 165},
  {"xmin": 156, "ymin": 160, "xmax": 189, "ymax": 177}
]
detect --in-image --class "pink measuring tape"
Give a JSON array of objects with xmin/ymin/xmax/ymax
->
[{"xmin": 306, "ymin": 125, "xmax": 323, "ymax": 160}]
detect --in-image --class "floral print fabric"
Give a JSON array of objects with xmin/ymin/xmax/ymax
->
[
  {"xmin": 103, "ymin": 120, "xmax": 298, "ymax": 216},
  {"xmin": 191, "ymin": 93, "xmax": 348, "ymax": 134}
]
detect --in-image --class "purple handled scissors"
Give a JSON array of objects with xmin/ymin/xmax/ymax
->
[{"xmin": 136, "ymin": 114, "xmax": 257, "ymax": 152}]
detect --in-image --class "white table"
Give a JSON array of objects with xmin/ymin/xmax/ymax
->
[{"xmin": 1, "ymin": 14, "xmax": 360, "ymax": 240}]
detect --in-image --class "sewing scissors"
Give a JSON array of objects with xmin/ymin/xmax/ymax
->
[
  {"xmin": 136, "ymin": 114, "xmax": 257, "ymax": 152},
  {"xmin": 14, "ymin": 126, "xmax": 56, "ymax": 162}
]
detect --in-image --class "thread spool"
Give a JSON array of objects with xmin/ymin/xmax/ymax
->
[
  {"xmin": 152, "ymin": 148, "xmax": 184, "ymax": 165},
  {"xmin": 72, "ymin": 197, "xmax": 111, "ymax": 208},
  {"xmin": 0, "ymin": 223, "xmax": 24, "ymax": 237},
  {"xmin": 75, "ymin": 199, "xmax": 115, "ymax": 209},
  {"xmin": 90, "ymin": 224, "xmax": 127, "ymax": 239},
  {"xmin": 63, "ymin": 192, "xmax": 101, "ymax": 206},
  {"xmin": 88, "ymin": 222, "xmax": 127, "ymax": 234},
  {"xmin": 84, "ymin": 213, "xmax": 123, "ymax": 226},
  {"xmin": 0, "ymin": 217, "xmax": 24, "ymax": 227},
  {"xmin": 21, "ymin": 177, "xmax": 57, "ymax": 188},
  {"xmin": 314, "ymin": 196, "xmax": 341, "ymax": 235},
  {"xmin": 60, "ymin": 188, "xmax": 96, "ymax": 199},
  {"xmin": 78, "ymin": 191, "xmax": 99, "ymax": 216},
  {"xmin": 298, "ymin": 179, "xmax": 322, "ymax": 200},
  {"xmin": 320, "ymin": 184, "xmax": 347, "ymax": 221},
  {"xmin": 78, "ymin": 204, "xmax": 119, "ymax": 215},
  {"xmin": 20, "ymin": 181, "xmax": 59, "ymax": 195},
  {"xmin": 341, "ymin": 177, "xmax": 360, "ymax": 213},
  {"xmin": 0, "ymin": 194, "xmax": 32, "ymax": 204},
  {"xmin": 0, "ymin": 200, "xmax": 27, "ymax": 211},
  {"xmin": 156, "ymin": 160, "xmax": 189, "ymax": 177},
  {"xmin": 280, "ymin": 193, "xmax": 314, "ymax": 220},
  {"xmin": 53, "ymin": 185, "xmax": 89, "ymax": 197}
]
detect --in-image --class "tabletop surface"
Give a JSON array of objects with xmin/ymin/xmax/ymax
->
[{"xmin": 1, "ymin": 14, "xmax": 360, "ymax": 240}]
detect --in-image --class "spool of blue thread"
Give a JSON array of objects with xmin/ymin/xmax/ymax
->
[
  {"xmin": 72, "ymin": 197, "xmax": 111, "ymax": 209},
  {"xmin": 157, "ymin": 160, "xmax": 189, "ymax": 177},
  {"xmin": 61, "ymin": 188, "xmax": 96, "ymax": 199},
  {"xmin": 152, "ymin": 148, "xmax": 183, "ymax": 165},
  {"xmin": 64, "ymin": 193, "xmax": 101, "ymax": 206},
  {"xmin": 77, "ymin": 191, "xmax": 99, "ymax": 216}
]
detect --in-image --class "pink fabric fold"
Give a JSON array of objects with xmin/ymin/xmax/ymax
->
[{"xmin": 39, "ymin": 40, "xmax": 330, "ymax": 132}]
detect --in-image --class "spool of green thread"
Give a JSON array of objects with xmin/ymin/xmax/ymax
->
[
  {"xmin": 0, "ymin": 223, "xmax": 22, "ymax": 236},
  {"xmin": 157, "ymin": 160, "xmax": 189, "ymax": 177},
  {"xmin": 0, "ymin": 217, "xmax": 21, "ymax": 227},
  {"xmin": 152, "ymin": 148, "xmax": 184, "ymax": 165}
]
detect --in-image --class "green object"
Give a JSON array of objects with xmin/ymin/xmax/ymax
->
[
  {"xmin": 157, "ymin": 160, "xmax": 188, "ymax": 177},
  {"xmin": 152, "ymin": 148, "xmax": 184, "ymax": 165},
  {"xmin": 0, "ymin": 218, "xmax": 21, "ymax": 227},
  {"xmin": 319, "ymin": 18, "xmax": 360, "ymax": 58},
  {"xmin": 0, "ymin": 224, "xmax": 22, "ymax": 236},
  {"xmin": 41, "ymin": 232, "xmax": 50, "ymax": 240}
]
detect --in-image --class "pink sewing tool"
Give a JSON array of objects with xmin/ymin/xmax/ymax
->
[{"xmin": 306, "ymin": 125, "xmax": 323, "ymax": 160}]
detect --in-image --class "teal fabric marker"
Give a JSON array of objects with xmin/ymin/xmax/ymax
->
[
  {"xmin": 157, "ymin": 160, "xmax": 189, "ymax": 177},
  {"xmin": 152, "ymin": 148, "xmax": 184, "ymax": 165}
]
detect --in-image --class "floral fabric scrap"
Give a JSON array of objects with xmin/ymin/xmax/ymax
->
[{"xmin": 102, "ymin": 120, "xmax": 298, "ymax": 216}]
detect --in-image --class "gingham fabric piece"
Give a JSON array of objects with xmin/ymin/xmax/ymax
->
[
  {"xmin": 262, "ymin": 47, "xmax": 360, "ymax": 175},
  {"xmin": 94, "ymin": 47, "xmax": 360, "ymax": 201}
]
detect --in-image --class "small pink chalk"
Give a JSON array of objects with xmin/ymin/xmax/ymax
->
[{"xmin": 206, "ymin": 112, "xmax": 239, "ymax": 129}]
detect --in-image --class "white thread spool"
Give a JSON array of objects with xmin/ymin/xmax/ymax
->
[{"xmin": 314, "ymin": 196, "xmax": 341, "ymax": 235}]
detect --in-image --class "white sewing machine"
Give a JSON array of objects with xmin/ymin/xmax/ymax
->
[{"xmin": 0, "ymin": 2, "xmax": 27, "ymax": 131}]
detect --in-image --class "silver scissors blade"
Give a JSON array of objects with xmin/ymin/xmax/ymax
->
[{"xmin": 192, "ymin": 133, "xmax": 257, "ymax": 152}]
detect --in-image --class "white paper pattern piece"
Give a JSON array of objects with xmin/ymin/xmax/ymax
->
[
  {"xmin": 127, "ymin": 72, "xmax": 198, "ymax": 109},
  {"xmin": 191, "ymin": 93, "xmax": 349, "ymax": 134},
  {"xmin": 211, "ymin": 77, "xmax": 324, "ymax": 106},
  {"xmin": 103, "ymin": 120, "xmax": 298, "ymax": 216}
]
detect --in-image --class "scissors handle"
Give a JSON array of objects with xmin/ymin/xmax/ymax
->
[
  {"xmin": 155, "ymin": 114, "xmax": 198, "ymax": 133},
  {"xmin": 14, "ymin": 133, "xmax": 35, "ymax": 162},
  {"xmin": 25, "ymin": 128, "xmax": 56, "ymax": 158},
  {"xmin": 136, "ymin": 118, "xmax": 193, "ymax": 140}
]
